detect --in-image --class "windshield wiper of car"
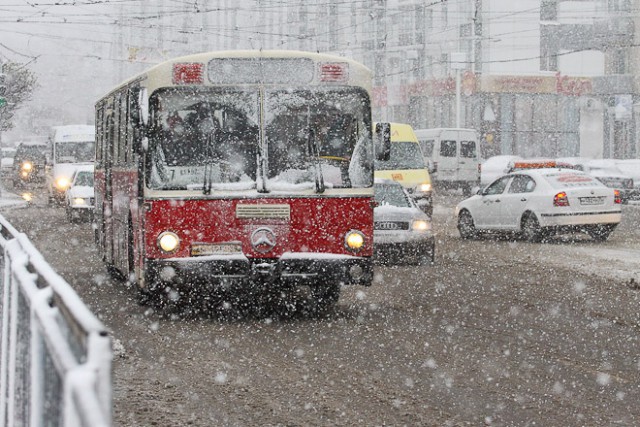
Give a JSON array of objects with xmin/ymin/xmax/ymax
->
[{"xmin": 307, "ymin": 128, "xmax": 325, "ymax": 194}]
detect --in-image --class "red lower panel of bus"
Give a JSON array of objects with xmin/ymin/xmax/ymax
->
[{"xmin": 144, "ymin": 196, "xmax": 374, "ymax": 261}]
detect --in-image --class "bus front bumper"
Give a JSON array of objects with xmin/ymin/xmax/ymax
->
[{"xmin": 146, "ymin": 253, "xmax": 373, "ymax": 288}]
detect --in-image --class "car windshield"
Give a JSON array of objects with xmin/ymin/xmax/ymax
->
[
  {"xmin": 55, "ymin": 141, "xmax": 95, "ymax": 163},
  {"xmin": 16, "ymin": 145, "xmax": 47, "ymax": 162},
  {"xmin": 374, "ymin": 141, "xmax": 426, "ymax": 171},
  {"xmin": 375, "ymin": 183, "xmax": 412, "ymax": 208},
  {"xmin": 74, "ymin": 171, "xmax": 94, "ymax": 187}
]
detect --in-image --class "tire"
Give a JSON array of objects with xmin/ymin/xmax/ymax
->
[
  {"xmin": 587, "ymin": 224, "xmax": 616, "ymax": 242},
  {"xmin": 458, "ymin": 210, "xmax": 477, "ymax": 239},
  {"xmin": 521, "ymin": 213, "xmax": 542, "ymax": 243},
  {"xmin": 310, "ymin": 284, "xmax": 340, "ymax": 311}
]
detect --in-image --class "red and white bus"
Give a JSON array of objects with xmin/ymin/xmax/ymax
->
[{"xmin": 94, "ymin": 50, "xmax": 389, "ymax": 309}]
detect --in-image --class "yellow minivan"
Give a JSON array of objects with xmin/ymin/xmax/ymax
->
[{"xmin": 374, "ymin": 122, "xmax": 433, "ymax": 216}]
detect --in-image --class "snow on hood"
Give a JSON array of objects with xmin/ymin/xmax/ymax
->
[{"xmin": 67, "ymin": 185, "xmax": 94, "ymax": 198}]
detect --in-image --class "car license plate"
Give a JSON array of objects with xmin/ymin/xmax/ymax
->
[
  {"xmin": 191, "ymin": 243, "xmax": 242, "ymax": 256},
  {"xmin": 579, "ymin": 196, "xmax": 604, "ymax": 206}
]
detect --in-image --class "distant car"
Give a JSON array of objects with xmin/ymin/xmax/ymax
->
[
  {"xmin": 1, "ymin": 147, "xmax": 16, "ymax": 178},
  {"xmin": 374, "ymin": 179, "xmax": 435, "ymax": 265},
  {"xmin": 480, "ymin": 155, "xmax": 522, "ymax": 187},
  {"xmin": 13, "ymin": 142, "xmax": 48, "ymax": 187},
  {"xmin": 558, "ymin": 157, "xmax": 635, "ymax": 203},
  {"xmin": 456, "ymin": 168, "xmax": 622, "ymax": 242},
  {"xmin": 65, "ymin": 165, "xmax": 94, "ymax": 223},
  {"xmin": 614, "ymin": 159, "xmax": 640, "ymax": 201},
  {"xmin": 586, "ymin": 159, "xmax": 635, "ymax": 203}
]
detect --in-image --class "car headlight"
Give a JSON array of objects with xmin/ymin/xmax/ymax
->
[
  {"xmin": 55, "ymin": 176, "xmax": 71, "ymax": 191},
  {"xmin": 411, "ymin": 220, "xmax": 431, "ymax": 231},
  {"xmin": 21, "ymin": 161, "xmax": 33, "ymax": 171},
  {"xmin": 416, "ymin": 183, "xmax": 432, "ymax": 193},
  {"xmin": 344, "ymin": 230, "xmax": 365, "ymax": 252},
  {"xmin": 72, "ymin": 197, "xmax": 87, "ymax": 206},
  {"xmin": 158, "ymin": 231, "xmax": 180, "ymax": 253}
]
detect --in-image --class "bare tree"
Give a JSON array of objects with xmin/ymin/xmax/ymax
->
[{"xmin": 0, "ymin": 62, "xmax": 38, "ymax": 132}]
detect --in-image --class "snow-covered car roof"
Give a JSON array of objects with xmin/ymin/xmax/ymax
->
[{"xmin": 72, "ymin": 164, "xmax": 95, "ymax": 174}]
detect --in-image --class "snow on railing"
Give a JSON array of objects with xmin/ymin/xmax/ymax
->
[{"xmin": 0, "ymin": 214, "xmax": 112, "ymax": 427}]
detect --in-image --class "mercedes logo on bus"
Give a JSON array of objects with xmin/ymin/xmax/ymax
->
[{"xmin": 250, "ymin": 227, "xmax": 277, "ymax": 253}]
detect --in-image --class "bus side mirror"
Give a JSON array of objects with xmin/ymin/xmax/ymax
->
[{"xmin": 374, "ymin": 122, "xmax": 391, "ymax": 161}]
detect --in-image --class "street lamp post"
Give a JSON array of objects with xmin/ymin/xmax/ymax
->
[{"xmin": 450, "ymin": 52, "xmax": 467, "ymax": 128}]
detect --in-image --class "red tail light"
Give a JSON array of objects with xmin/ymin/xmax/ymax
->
[
  {"xmin": 553, "ymin": 191, "xmax": 569, "ymax": 207},
  {"xmin": 614, "ymin": 189, "xmax": 621, "ymax": 204}
]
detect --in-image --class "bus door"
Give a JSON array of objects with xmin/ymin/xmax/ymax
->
[{"xmin": 104, "ymin": 108, "xmax": 116, "ymax": 266}]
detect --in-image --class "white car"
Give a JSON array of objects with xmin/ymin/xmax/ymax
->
[
  {"xmin": 587, "ymin": 159, "xmax": 635, "ymax": 203},
  {"xmin": 65, "ymin": 165, "xmax": 94, "ymax": 223},
  {"xmin": 614, "ymin": 159, "xmax": 640, "ymax": 201},
  {"xmin": 456, "ymin": 168, "xmax": 621, "ymax": 242},
  {"xmin": 557, "ymin": 157, "xmax": 635, "ymax": 203},
  {"xmin": 374, "ymin": 180, "xmax": 435, "ymax": 265},
  {"xmin": 480, "ymin": 155, "xmax": 522, "ymax": 187},
  {"xmin": 1, "ymin": 147, "xmax": 16, "ymax": 178}
]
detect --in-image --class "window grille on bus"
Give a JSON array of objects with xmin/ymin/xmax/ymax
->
[{"xmin": 236, "ymin": 204, "xmax": 291, "ymax": 220}]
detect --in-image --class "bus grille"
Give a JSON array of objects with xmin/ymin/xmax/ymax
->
[{"xmin": 236, "ymin": 204, "xmax": 291, "ymax": 220}]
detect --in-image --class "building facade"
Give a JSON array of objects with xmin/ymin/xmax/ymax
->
[{"xmin": 120, "ymin": 0, "xmax": 639, "ymax": 159}]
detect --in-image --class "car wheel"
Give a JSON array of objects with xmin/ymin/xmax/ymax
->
[
  {"xmin": 458, "ymin": 210, "xmax": 477, "ymax": 239},
  {"xmin": 521, "ymin": 213, "xmax": 542, "ymax": 243},
  {"xmin": 587, "ymin": 224, "xmax": 616, "ymax": 242}
]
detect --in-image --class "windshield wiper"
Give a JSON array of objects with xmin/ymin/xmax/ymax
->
[
  {"xmin": 202, "ymin": 134, "xmax": 216, "ymax": 195},
  {"xmin": 308, "ymin": 128, "xmax": 325, "ymax": 194}
]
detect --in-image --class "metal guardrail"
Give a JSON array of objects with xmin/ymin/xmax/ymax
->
[{"xmin": 0, "ymin": 214, "xmax": 112, "ymax": 427}]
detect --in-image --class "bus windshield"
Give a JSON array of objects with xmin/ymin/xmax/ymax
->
[
  {"xmin": 55, "ymin": 141, "xmax": 95, "ymax": 163},
  {"xmin": 147, "ymin": 87, "xmax": 373, "ymax": 192}
]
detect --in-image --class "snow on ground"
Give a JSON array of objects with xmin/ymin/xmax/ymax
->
[
  {"xmin": 0, "ymin": 185, "xmax": 28, "ymax": 209},
  {"xmin": 535, "ymin": 243, "xmax": 640, "ymax": 284}
]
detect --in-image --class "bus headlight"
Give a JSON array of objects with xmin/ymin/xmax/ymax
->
[
  {"xmin": 344, "ymin": 230, "xmax": 365, "ymax": 252},
  {"xmin": 72, "ymin": 197, "xmax": 87, "ymax": 206},
  {"xmin": 158, "ymin": 231, "xmax": 180, "ymax": 253},
  {"xmin": 21, "ymin": 161, "xmax": 33, "ymax": 172},
  {"xmin": 55, "ymin": 176, "xmax": 71, "ymax": 191}
]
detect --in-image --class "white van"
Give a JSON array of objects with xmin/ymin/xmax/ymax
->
[
  {"xmin": 47, "ymin": 125, "xmax": 96, "ymax": 204},
  {"xmin": 414, "ymin": 128, "xmax": 481, "ymax": 195}
]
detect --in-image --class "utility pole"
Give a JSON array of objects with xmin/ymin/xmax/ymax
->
[{"xmin": 0, "ymin": 59, "xmax": 5, "ymax": 150}]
